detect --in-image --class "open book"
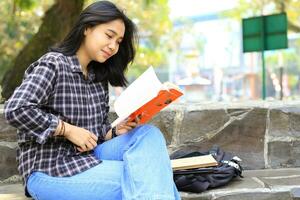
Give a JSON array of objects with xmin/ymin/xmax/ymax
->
[
  {"xmin": 171, "ymin": 154, "xmax": 218, "ymax": 171},
  {"xmin": 111, "ymin": 67, "xmax": 183, "ymax": 128}
]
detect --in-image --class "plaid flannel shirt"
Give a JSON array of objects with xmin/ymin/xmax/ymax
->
[{"xmin": 4, "ymin": 52, "xmax": 111, "ymax": 186}]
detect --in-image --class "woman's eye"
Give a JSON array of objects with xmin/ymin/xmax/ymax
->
[{"xmin": 106, "ymin": 33, "xmax": 113, "ymax": 39}]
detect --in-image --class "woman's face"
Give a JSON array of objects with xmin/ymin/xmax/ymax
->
[{"xmin": 83, "ymin": 19, "xmax": 125, "ymax": 63}]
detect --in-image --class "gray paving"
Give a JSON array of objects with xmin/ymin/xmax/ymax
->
[{"xmin": 1, "ymin": 168, "xmax": 300, "ymax": 200}]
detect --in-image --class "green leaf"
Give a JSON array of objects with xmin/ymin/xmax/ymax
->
[{"xmin": 15, "ymin": 0, "xmax": 38, "ymax": 11}]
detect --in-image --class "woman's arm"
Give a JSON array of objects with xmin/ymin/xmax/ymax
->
[
  {"xmin": 4, "ymin": 57, "xmax": 59, "ymax": 144},
  {"xmin": 4, "ymin": 55, "xmax": 99, "ymax": 151}
]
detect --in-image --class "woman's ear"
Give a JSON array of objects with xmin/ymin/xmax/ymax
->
[
  {"xmin": 84, "ymin": 28, "xmax": 88, "ymax": 36},
  {"xmin": 84, "ymin": 27, "xmax": 91, "ymax": 36},
  {"xmin": 84, "ymin": 25, "xmax": 96, "ymax": 36}
]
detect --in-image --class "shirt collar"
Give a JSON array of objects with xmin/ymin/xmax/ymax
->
[
  {"xmin": 67, "ymin": 54, "xmax": 96, "ymax": 82},
  {"xmin": 68, "ymin": 54, "xmax": 82, "ymax": 73}
]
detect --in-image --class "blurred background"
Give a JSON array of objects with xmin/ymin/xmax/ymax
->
[{"xmin": 1, "ymin": 0, "xmax": 300, "ymax": 103}]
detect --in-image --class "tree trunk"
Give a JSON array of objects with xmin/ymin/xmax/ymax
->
[{"xmin": 1, "ymin": 0, "xmax": 84, "ymax": 100}]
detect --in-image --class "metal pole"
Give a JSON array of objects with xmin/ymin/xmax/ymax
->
[
  {"xmin": 262, "ymin": 50, "xmax": 266, "ymax": 100},
  {"xmin": 260, "ymin": 2, "xmax": 266, "ymax": 100},
  {"xmin": 261, "ymin": 15, "xmax": 266, "ymax": 100}
]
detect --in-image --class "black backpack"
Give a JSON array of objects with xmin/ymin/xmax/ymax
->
[{"xmin": 171, "ymin": 145, "xmax": 243, "ymax": 193}]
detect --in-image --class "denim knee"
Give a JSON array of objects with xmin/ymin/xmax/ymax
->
[{"xmin": 136, "ymin": 124, "xmax": 166, "ymax": 144}]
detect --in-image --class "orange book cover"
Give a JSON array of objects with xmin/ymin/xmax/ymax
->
[
  {"xmin": 111, "ymin": 67, "xmax": 183, "ymax": 128},
  {"xmin": 128, "ymin": 88, "xmax": 183, "ymax": 124}
]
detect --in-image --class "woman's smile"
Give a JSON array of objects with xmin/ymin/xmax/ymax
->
[{"xmin": 101, "ymin": 49, "xmax": 112, "ymax": 58}]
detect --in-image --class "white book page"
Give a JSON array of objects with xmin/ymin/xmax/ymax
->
[{"xmin": 111, "ymin": 67, "xmax": 162, "ymax": 127}]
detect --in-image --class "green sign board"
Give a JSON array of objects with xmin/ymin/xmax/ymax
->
[{"xmin": 242, "ymin": 13, "xmax": 288, "ymax": 52}]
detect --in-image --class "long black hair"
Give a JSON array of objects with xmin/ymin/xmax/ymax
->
[{"xmin": 51, "ymin": 1, "xmax": 137, "ymax": 87}]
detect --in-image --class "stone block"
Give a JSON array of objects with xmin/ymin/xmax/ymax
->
[
  {"xmin": 259, "ymin": 175, "xmax": 300, "ymax": 187},
  {"xmin": 179, "ymin": 108, "xmax": 229, "ymax": 142},
  {"xmin": 244, "ymin": 168, "xmax": 300, "ymax": 177},
  {"xmin": 182, "ymin": 190, "xmax": 291, "ymax": 200},
  {"xmin": 150, "ymin": 109, "xmax": 178, "ymax": 145},
  {"xmin": 268, "ymin": 141, "xmax": 300, "ymax": 168},
  {"xmin": 0, "ymin": 145, "xmax": 18, "ymax": 180},
  {"xmin": 172, "ymin": 107, "xmax": 266, "ymax": 169},
  {"xmin": 268, "ymin": 107, "xmax": 300, "ymax": 138},
  {"xmin": 291, "ymin": 188, "xmax": 300, "ymax": 200},
  {"xmin": 0, "ymin": 184, "xmax": 24, "ymax": 194},
  {"xmin": 0, "ymin": 114, "xmax": 17, "ymax": 142},
  {"xmin": 212, "ymin": 192, "xmax": 291, "ymax": 200}
]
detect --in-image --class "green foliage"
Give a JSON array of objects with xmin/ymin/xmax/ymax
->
[
  {"xmin": 116, "ymin": 0, "xmax": 172, "ymax": 78},
  {"xmin": 223, "ymin": 0, "xmax": 300, "ymax": 32},
  {"xmin": 15, "ymin": 0, "xmax": 38, "ymax": 10},
  {"xmin": 1, "ymin": 0, "xmax": 172, "ymax": 85},
  {"xmin": 0, "ymin": 0, "xmax": 54, "ymax": 82}
]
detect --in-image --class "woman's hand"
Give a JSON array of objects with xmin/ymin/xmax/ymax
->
[
  {"xmin": 63, "ymin": 122, "xmax": 98, "ymax": 153},
  {"xmin": 117, "ymin": 115, "xmax": 141, "ymax": 135},
  {"xmin": 104, "ymin": 117, "xmax": 140, "ymax": 140},
  {"xmin": 116, "ymin": 120, "xmax": 138, "ymax": 135}
]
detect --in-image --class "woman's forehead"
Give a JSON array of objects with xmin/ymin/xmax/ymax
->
[{"xmin": 96, "ymin": 19, "xmax": 125, "ymax": 37}]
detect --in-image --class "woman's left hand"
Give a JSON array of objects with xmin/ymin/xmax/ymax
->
[
  {"xmin": 105, "ymin": 117, "xmax": 140, "ymax": 140},
  {"xmin": 116, "ymin": 120, "xmax": 138, "ymax": 135},
  {"xmin": 116, "ymin": 115, "xmax": 141, "ymax": 135}
]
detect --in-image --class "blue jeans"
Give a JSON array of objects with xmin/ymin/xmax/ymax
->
[{"xmin": 27, "ymin": 124, "xmax": 181, "ymax": 200}]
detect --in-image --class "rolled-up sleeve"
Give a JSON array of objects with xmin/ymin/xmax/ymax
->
[{"xmin": 4, "ymin": 60, "xmax": 59, "ymax": 144}]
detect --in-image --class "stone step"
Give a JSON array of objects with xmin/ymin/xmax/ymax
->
[
  {"xmin": 181, "ymin": 168, "xmax": 300, "ymax": 200},
  {"xmin": 1, "ymin": 168, "xmax": 300, "ymax": 200}
]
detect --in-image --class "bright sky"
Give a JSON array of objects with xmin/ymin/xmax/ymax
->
[{"xmin": 169, "ymin": 0, "xmax": 238, "ymax": 18}]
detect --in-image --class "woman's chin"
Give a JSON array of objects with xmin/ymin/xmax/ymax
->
[{"xmin": 95, "ymin": 56, "xmax": 107, "ymax": 63}]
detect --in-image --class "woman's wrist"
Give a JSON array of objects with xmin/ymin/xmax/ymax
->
[
  {"xmin": 54, "ymin": 120, "xmax": 65, "ymax": 136},
  {"xmin": 104, "ymin": 126, "xmax": 118, "ymax": 140},
  {"xmin": 111, "ymin": 127, "xmax": 118, "ymax": 138},
  {"xmin": 54, "ymin": 120, "xmax": 72, "ymax": 138}
]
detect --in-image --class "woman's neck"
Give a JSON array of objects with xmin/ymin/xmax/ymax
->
[{"xmin": 76, "ymin": 47, "xmax": 90, "ymax": 78}]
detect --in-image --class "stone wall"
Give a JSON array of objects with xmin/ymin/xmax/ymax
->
[
  {"xmin": 0, "ymin": 110, "xmax": 19, "ymax": 180},
  {"xmin": 1, "ymin": 101, "xmax": 300, "ymax": 181}
]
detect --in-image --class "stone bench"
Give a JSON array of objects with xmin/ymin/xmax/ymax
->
[{"xmin": 1, "ymin": 101, "xmax": 300, "ymax": 199}]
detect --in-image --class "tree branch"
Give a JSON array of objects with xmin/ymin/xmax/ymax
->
[{"xmin": 288, "ymin": 20, "xmax": 300, "ymax": 33}]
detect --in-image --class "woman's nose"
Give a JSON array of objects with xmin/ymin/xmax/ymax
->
[{"xmin": 108, "ymin": 42, "xmax": 117, "ymax": 51}]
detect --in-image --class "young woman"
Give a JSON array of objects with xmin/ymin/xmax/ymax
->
[{"xmin": 4, "ymin": 1, "xmax": 180, "ymax": 199}]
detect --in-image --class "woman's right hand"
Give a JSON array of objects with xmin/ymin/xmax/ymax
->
[{"xmin": 64, "ymin": 122, "xmax": 98, "ymax": 153}]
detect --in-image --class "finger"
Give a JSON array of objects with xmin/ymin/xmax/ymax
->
[
  {"xmin": 125, "ymin": 122, "xmax": 137, "ymax": 128},
  {"xmin": 127, "ymin": 121, "xmax": 137, "ymax": 126},
  {"xmin": 88, "ymin": 138, "xmax": 97, "ymax": 149},
  {"xmin": 124, "ymin": 117, "xmax": 130, "ymax": 123},
  {"xmin": 125, "ymin": 121, "xmax": 136, "ymax": 125},
  {"xmin": 135, "ymin": 115, "xmax": 141, "ymax": 123},
  {"xmin": 77, "ymin": 147, "xmax": 84, "ymax": 152},
  {"xmin": 119, "ymin": 121, "xmax": 127, "ymax": 126},
  {"xmin": 136, "ymin": 114, "xmax": 143, "ymax": 122},
  {"xmin": 122, "ymin": 125, "xmax": 133, "ymax": 130},
  {"xmin": 85, "ymin": 142, "xmax": 94, "ymax": 151},
  {"xmin": 118, "ymin": 128, "xmax": 129, "ymax": 135},
  {"xmin": 89, "ymin": 133, "xmax": 98, "ymax": 142},
  {"xmin": 80, "ymin": 144, "xmax": 88, "ymax": 152}
]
